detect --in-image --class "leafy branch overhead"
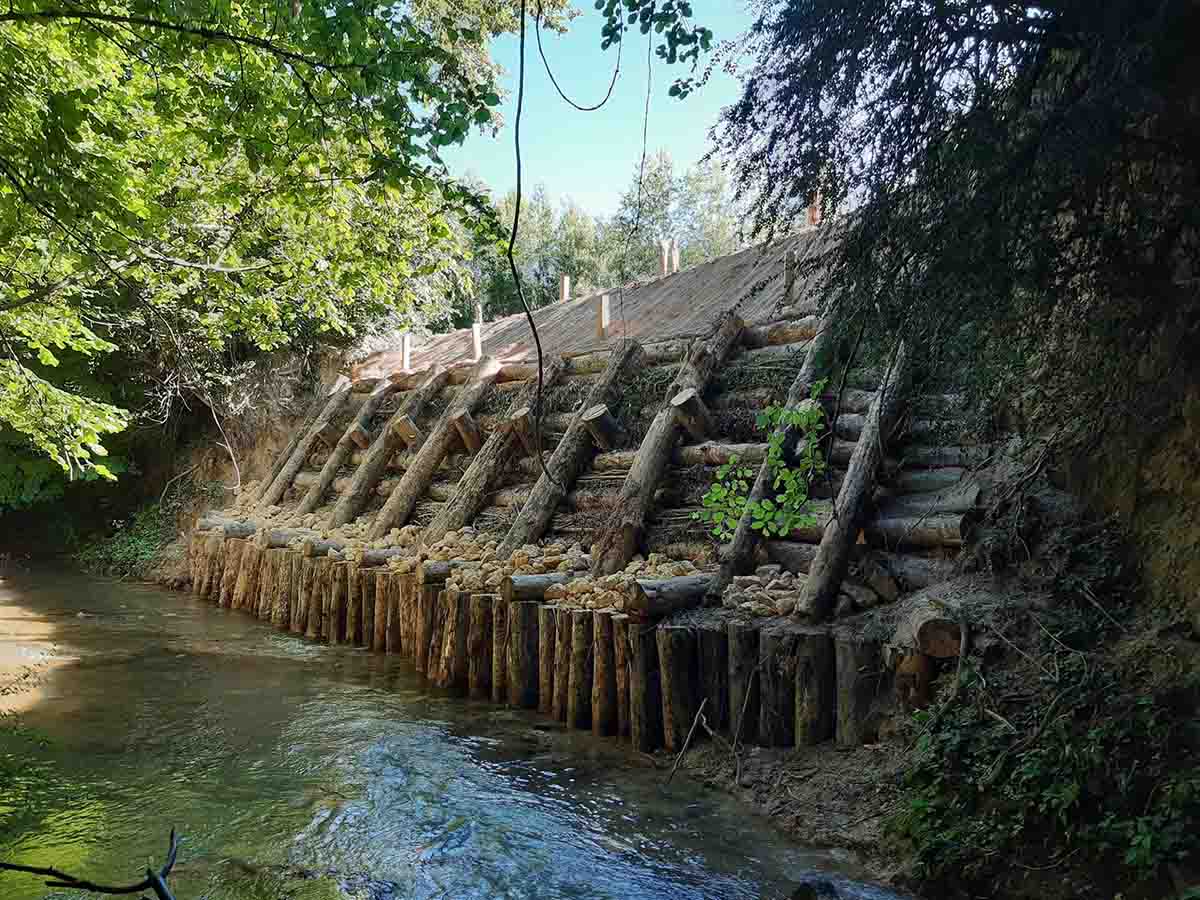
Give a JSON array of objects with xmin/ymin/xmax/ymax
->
[{"xmin": 593, "ymin": 0, "xmax": 713, "ymax": 96}]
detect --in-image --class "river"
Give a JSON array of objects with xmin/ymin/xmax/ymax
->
[{"xmin": 0, "ymin": 569, "xmax": 882, "ymax": 899}]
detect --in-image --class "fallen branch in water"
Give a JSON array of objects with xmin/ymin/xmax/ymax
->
[
  {"xmin": 0, "ymin": 829, "xmax": 180, "ymax": 899},
  {"xmin": 666, "ymin": 697, "xmax": 708, "ymax": 786}
]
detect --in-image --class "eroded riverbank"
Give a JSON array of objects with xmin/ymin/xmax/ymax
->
[{"xmin": 0, "ymin": 569, "xmax": 903, "ymax": 900}]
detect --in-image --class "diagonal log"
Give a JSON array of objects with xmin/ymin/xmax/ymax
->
[
  {"xmin": 369, "ymin": 356, "xmax": 502, "ymax": 539},
  {"xmin": 499, "ymin": 340, "xmax": 646, "ymax": 556},
  {"xmin": 295, "ymin": 376, "xmax": 404, "ymax": 516},
  {"xmin": 252, "ymin": 384, "xmax": 335, "ymax": 502},
  {"xmin": 258, "ymin": 378, "xmax": 352, "ymax": 509},
  {"xmin": 708, "ymin": 312, "xmax": 841, "ymax": 600},
  {"xmin": 329, "ymin": 365, "xmax": 449, "ymax": 527},
  {"xmin": 424, "ymin": 359, "xmax": 566, "ymax": 544},
  {"xmin": 799, "ymin": 342, "xmax": 911, "ymax": 619},
  {"xmin": 591, "ymin": 313, "xmax": 745, "ymax": 576}
]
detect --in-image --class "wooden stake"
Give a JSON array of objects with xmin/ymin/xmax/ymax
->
[
  {"xmin": 553, "ymin": 607, "xmax": 571, "ymax": 722},
  {"xmin": 629, "ymin": 622, "xmax": 664, "ymax": 752},
  {"xmin": 346, "ymin": 563, "xmax": 362, "ymax": 645},
  {"xmin": 538, "ymin": 605, "xmax": 557, "ymax": 715},
  {"xmin": 372, "ymin": 570, "xmax": 389, "ymax": 651},
  {"xmin": 759, "ymin": 623, "xmax": 799, "ymax": 747},
  {"xmin": 468, "ymin": 594, "xmax": 494, "ymax": 700},
  {"xmin": 327, "ymin": 561, "xmax": 349, "ymax": 644},
  {"xmin": 597, "ymin": 293, "xmax": 610, "ymax": 338},
  {"xmin": 795, "ymin": 626, "xmax": 836, "ymax": 745},
  {"xmin": 592, "ymin": 611, "xmax": 617, "ymax": 737},
  {"xmin": 697, "ymin": 620, "xmax": 729, "ymax": 734},
  {"xmin": 658, "ymin": 625, "xmax": 702, "ymax": 751},
  {"xmin": 507, "ymin": 601, "xmax": 540, "ymax": 709},
  {"xmin": 294, "ymin": 557, "xmax": 316, "ymax": 635},
  {"xmin": 581, "ymin": 403, "xmax": 620, "ymax": 450},
  {"xmin": 491, "ymin": 594, "xmax": 509, "ymax": 705},
  {"xmin": 233, "ymin": 542, "xmax": 262, "ymax": 612},
  {"xmin": 835, "ymin": 634, "xmax": 888, "ymax": 747},
  {"xmin": 728, "ymin": 621, "xmax": 760, "ymax": 744},
  {"xmin": 567, "ymin": 609, "xmax": 593, "ymax": 729},
  {"xmin": 670, "ymin": 388, "xmax": 714, "ymax": 443},
  {"xmin": 436, "ymin": 590, "xmax": 471, "ymax": 692},
  {"xmin": 612, "ymin": 614, "xmax": 632, "ymax": 738},
  {"xmin": 219, "ymin": 538, "xmax": 245, "ymax": 609},
  {"xmin": 387, "ymin": 573, "xmax": 405, "ymax": 655}
]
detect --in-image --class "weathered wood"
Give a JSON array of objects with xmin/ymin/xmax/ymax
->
[
  {"xmin": 537, "ymin": 605, "xmax": 557, "ymax": 715},
  {"xmin": 800, "ymin": 343, "xmax": 911, "ymax": 620},
  {"xmin": 424, "ymin": 359, "xmax": 566, "ymax": 543},
  {"xmin": 254, "ymin": 548, "xmax": 276, "ymax": 618},
  {"xmin": 296, "ymin": 379, "xmax": 402, "ymax": 516},
  {"xmin": 253, "ymin": 385, "xmax": 334, "ymax": 502},
  {"xmin": 415, "ymin": 580, "xmax": 438, "ymax": 671},
  {"xmin": 624, "ymin": 576, "xmax": 713, "ymax": 618},
  {"xmin": 390, "ymin": 415, "xmax": 422, "ymax": 447},
  {"xmin": 359, "ymin": 565, "xmax": 375, "ymax": 648},
  {"xmin": 372, "ymin": 570, "xmax": 390, "ymax": 651},
  {"xmin": 697, "ymin": 620, "xmax": 729, "ymax": 733},
  {"xmin": 553, "ymin": 607, "xmax": 571, "ymax": 722},
  {"xmin": 491, "ymin": 595, "xmax": 509, "ymax": 705},
  {"xmin": 371, "ymin": 356, "xmax": 503, "ymax": 538},
  {"xmin": 759, "ymin": 624, "xmax": 799, "ymax": 747},
  {"xmin": 219, "ymin": 539, "xmax": 245, "ymax": 608},
  {"xmin": 330, "ymin": 365, "xmax": 449, "ymax": 527},
  {"xmin": 507, "ymin": 601, "xmax": 540, "ymax": 709},
  {"xmin": 713, "ymin": 310, "xmax": 840, "ymax": 597},
  {"xmin": 435, "ymin": 590, "xmax": 471, "ymax": 692},
  {"xmin": 500, "ymin": 340, "xmax": 646, "ymax": 555},
  {"xmin": 612, "ymin": 614, "xmax": 632, "ymax": 738},
  {"xmin": 592, "ymin": 313, "xmax": 744, "ymax": 575},
  {"xmin": 269, "ymin": 549, "xmax": 291, "ymax": 623},
  {"xmin": 892, "ymin": 598, "xmax": 964, "ymax": 658},
  {"xmin": 794, "ymin": 626, "xmax": 836, "ymax": 745},
  {"xmin": 284, "ymin": 551, "xmax": 303, "ymax": 630},
  {"xmin": 502, "ymin": 573, "xmax": 575, "ymax": 605},
  {"xmin": 233, "ymin": 543, "xmax": 263, "ymax": 612},
  {"xmin": 294, "ymin": 558, "xmax": 316, "ymax": 635},
  {"xmin": 468, "ymin": 594, "xmax": 494, "ymax": 700},
  {"xmin": 259, "ymin": 383, "xmax": 353, "ymax": 508},
  {"xmin": 203, "ymin": 533, "xmax": 225, "ymax": 601},
  {"xmin": 326, "ymin": 562, "xmax": 349, "ymax": 644},
  {"xmin": 567, "ymin": 609, "xmax": 593, "ymax": 729},
  {"xmin": 581, "ymin": 403, "xmax": 620, "ymax": 450},
  {"xmin": 741, "ymin": 315, "xmax": 819, "ymax": 349},
  {"xmin": 450, "ymin": 409, "xmax": 483, "ymax": 453},
  {"xmin": 592, "ymin": 612, "xmax": 617, "ymax": 736},
  {"xmin": 197, "ymin": 516, "xmax": 258, "ymax": 539},
  {"xmin": 728, "ymin": 621, "xmax": 760, "ymax": 744},
  {"xmin": 658, "ymin": 625, "xmax": 702, "ymax": 751},
  {"xmin": 346, "ymin": 563, "xmax": 362, "ymax": 645},
  {"xmin": 387, "ymin": 574, "xmax": 405, "ymax": 655},
  {"xmin": 670, "ymin": 388, "xmax": 714, "ymax": 443},
  {"xmin": 835, "ymin": 635, "xmax": 888, "ymax": 747},
  {"xmin": 628, "ymin": 622, "xmax": 664, "ymax": 752},
  {"xmin": 507, "ymin": 405, "xmax": 535, "ymax": 457}
]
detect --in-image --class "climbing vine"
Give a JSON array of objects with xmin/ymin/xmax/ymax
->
[{"xmin": 693, "ymin": 383, "xmax": 826, "ymax": 541}]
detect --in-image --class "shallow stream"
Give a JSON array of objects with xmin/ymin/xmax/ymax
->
[{"xmin": 0, "ymin": 570, "xmax": 884, "ymax": 899}]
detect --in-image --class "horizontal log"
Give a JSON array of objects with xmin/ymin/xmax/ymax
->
[
  {"xmin": 624, "ymin": 575, "xmax": 714, "ymax": 618},
  {"xmin": 740, "ymin": 315, "xmax": 820, "ymax": 349},
  {"xmin": 869, "ymin": 513, "xmax": 968, "ymax": 548},
  {"xmin": 195, "ymin": 517, "xmax": 256, "ymax": 538},
  {"xmin": 501, "ymin": 573, "xmax": 577, "ymax": 604}
]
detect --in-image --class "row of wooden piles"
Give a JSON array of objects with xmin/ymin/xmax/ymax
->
[{"xmin": 187, "ymin": 533, "xmax": 891, "ymax": 752}]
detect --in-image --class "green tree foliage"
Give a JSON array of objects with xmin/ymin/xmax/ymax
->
[
  {"xmin": 711, "ymin": 0, "xmax": 1200, "ymax": 451},
  {"xmin": 0, "ymin": 0, "xmax": 579, "ymax": 483}
]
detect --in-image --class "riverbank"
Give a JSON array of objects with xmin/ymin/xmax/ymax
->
[{"xmin": 0, "ymin": 582, "xmax": 64, "ymax": 715}]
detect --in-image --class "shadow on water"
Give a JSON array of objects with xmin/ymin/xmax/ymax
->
[{"xmin": 0, "ymin": 569, "xmax": 908, "ymax": 900}]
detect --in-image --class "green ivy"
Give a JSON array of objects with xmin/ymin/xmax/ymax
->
[{"xmin": 692, "ymin": 382, "xmax": 827, "ymax": 541}]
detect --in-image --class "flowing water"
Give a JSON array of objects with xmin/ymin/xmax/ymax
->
[{"xmin": 0, "ymin": 570, "xmax": 886, "ymax": 900}]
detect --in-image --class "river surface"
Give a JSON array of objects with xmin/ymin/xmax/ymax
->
[{"xmin": 0, "ymin": 569, "xmax": 870, "ymax": 900}]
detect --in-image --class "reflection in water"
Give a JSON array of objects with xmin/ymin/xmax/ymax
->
[{"xmin": 0, "ymin": 571, "xmax": 866, "ymax": 900}]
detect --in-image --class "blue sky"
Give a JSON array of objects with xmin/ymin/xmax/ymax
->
[{"xmin": 441, "ymin": 2, "xmax": 754, "ymax": 218}]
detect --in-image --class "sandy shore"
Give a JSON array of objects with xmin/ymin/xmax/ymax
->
[{"xmin": 0, "ymin": 577, "xmax": 64, "ymax": 714}]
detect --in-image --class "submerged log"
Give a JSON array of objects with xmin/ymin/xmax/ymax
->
[
  {"xmin": 624, "ymin": 576, "xmax": 713, "ymax": 618},
  {"xmin": 592, "ymin": 312, "xmax": 744, "ymax": 576},
  {"xmin": 657, "ymin": 625, "xmax": 701, "ymax": 752},
  {"xmin": 468, "ymin": 594, "xmax": 494, "ymax": 700},
  {"xmin": 697, "ymin": 620, "xmax": 729, "ymax": 733},
  {"xmin": 507, "ymin": 601, "xmax": 540, "ymax": 709},
  {"xmin": 567, "ymin": 610, "xmax": 593, "ymax": 729},
  {"xmin": 553, "ymin": 607, "xmax": 571, "ymax": 723},
  {"xmin": 728, "ymin": 621, "xmax": 760, "ymax": 744},
  {"xmin": 330, "ymin": 365, "xmax": 449, "ymax": 528},
  {"xmin": 628, "ymin": 622, "xmax": 664, "ymax": 752},
  {"xmin": 491, "ymin": 595, "xmax": 509, "ymax": 705},
  {"xmin": 759, "ymin": 624, "xmax": 799, "ymax": 747},
  {"xmin": 537, "ymin": 605, "xmax": 557, "ymax": 715},
  {"xmin": 424, "ymin": 359, "xmax": 566, "ymax": 543},
  {"xmin": 794, "ymin": 626, "xmax": 836, "ymax": 746},
  {"xmin": 259, "ymin": 383, "xmax": 352, "ymax": 509},
  {"xmin": 370, "ymin": 356, "xmax": 503, "ymax": 538},
  {"xmin": 712, "ymin": 310, "xmax": 840, "ymax": 598},
  {"xmin": 835, "ymin": 634, "xmax": 889, "ymax": 747},
  {"xmin": 612, "ymin": 614, "xmax": 632, "ymax": 738},
  {"xmin": 500, "ymin": 340, "xmax": 646, "ymax": 555},
  {"xmin": 296, "ymin": 379, "xmax": 403, "ymax": 516},
  {"xmin": 800, "ymin": 343, "xmax": 911, "ymax": 620},
  {"xmin": 592, "ymin": 612, "xmax": 617, "ymax": 737}
]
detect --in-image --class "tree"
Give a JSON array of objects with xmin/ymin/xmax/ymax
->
[
  {"xmin": 0, "ymin": 0, "xmax": 574, "ymax": 485},
  {"xmin": 711, "ymin": 0, "xmax": 1200, "ymax": 451}
]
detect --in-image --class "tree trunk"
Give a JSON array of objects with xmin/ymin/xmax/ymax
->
[
  {"xmin": 370, "ymin": 356, "xmax": 503, "ymax": 538},
  {"xmin": 728, "ymin": 621, "xmax": 760, "ymax": 744},
  {"xmin": 612, "ymin": 614, "xmax": 631, "ymax": 738},
  {"xmin": 538, "ymin": 605, "xmax": 557, "ymax": 715},
  {"xmin": 296, "ymin": 379, "xmax": 404, "ymax": 515},
  {"xmin": 711, "ymin": 311, "xmax": 840, "ymax": 598},
  {"xmin": 330, "ymin": 366, "xmax": 449, "ymax": 527},
  {"xmin": 507, "ymin": 601, "xmax": 540, "ymax": 709},
  {"xmin": 259, "ymin": 383, "xmax": 353, "ymax": 509},
  {"xmin": 592, "ymin": 313, "xmax": 744, "ymax": 575},
  {"xmin": 794, "ymin": 626, "xmax": 836, "ymax": 745},
  {"xmin": 623, "ymin": 576, "xmax": 713, "ymax": 618},
  {"xmin": 657, "ymin": 625, "xmax": 701, "ymax": 751},
  {"xmin": 566, "ymin": 610, "xmax": 592, "ymax": 729},
  {"xmin": 592, "ymin": 612, "xmax": 617, "ymax": 736},
  {"xmin": 799, "ymin": 343, "xmax": 911, "ymax": 620},
  {"xmin": 628, "ymin": 622, "xmax": 664, "ymax": 752},
  {"xmin": 500, "ymin": 341, "xmax": 647, "ymax": 555},
  {"xmin": 424, "ymin": 360, "xmax": 566, "ymax": 543},
  {"xmin": 468, "ymin": 594, "xmax": 494, "ymax": 700}
]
